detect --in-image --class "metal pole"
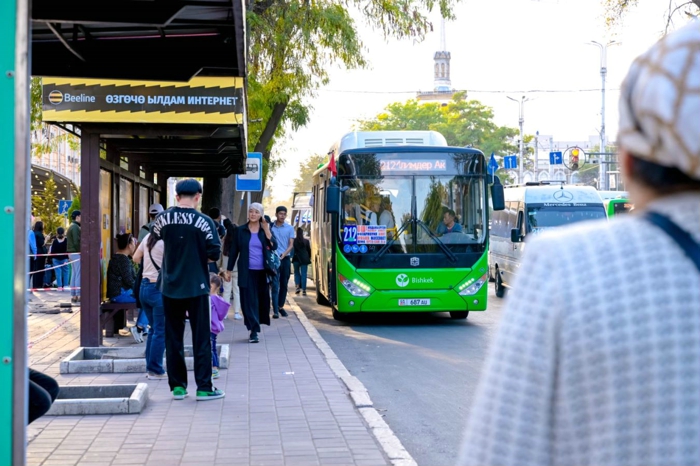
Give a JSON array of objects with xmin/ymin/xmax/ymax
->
[
  {"xmin": 507, "ymin": 95, "xmax": 528, "ymax": 183},
  {"xmin": 600, "ymin": 46, "xmax": 607, "ymax": 191},
  {"xmin": 534, "ymin": 131, "xmax": 539, "ymax": 178},
  {"xmin": 549, "ymin": 137, "xmax": 554, "ymax": 179}
]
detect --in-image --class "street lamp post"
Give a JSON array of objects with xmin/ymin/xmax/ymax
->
[
  {"xmin": 507, "ymin": 95, "xmax": 529, "ymax": 183},
  {"xmin": 589, "ymin": 40, "xmax": 618, "ymax": 191}
]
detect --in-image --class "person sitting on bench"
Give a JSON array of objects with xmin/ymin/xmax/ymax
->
[{"xmin": 107, "ymin": 233, "xmax": 137, "ymax": 304}]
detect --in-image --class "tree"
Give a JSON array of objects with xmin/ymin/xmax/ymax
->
[
  {"xmin": 358, "ymin": 92, "xmax": 521, "ymax": 183},
  {"xmin": 32, "ymin": 175, "xmax": 65, "ymax": 234},
  {"xmin": 604, "ymin": 0, "xmax": 699, "ymax": 33},
  {"xmin": 223, "ymin": 0, "xmax": 461, "ymax": 224},
  {"xmin": 67, "ymin": 190, "xmax": 81, "ymax": 222},
  {"xmin": 292, "ymin": 154, "xmax": 327, "ymax": 193}
]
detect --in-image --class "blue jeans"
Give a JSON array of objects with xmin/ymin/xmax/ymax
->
[
  {"xmin": 269, "ymin": 272, "xmax": 280, "ymax": 315},
  {"xmin": 69, "ymin": 253, "xmax": 80, "ymax": 296},
  {"xmin": 271, "ymin": 257, "xmax": 291, "ymax": 312},
  {"xmin": 211, "ymin": 332, "xmax": 219, "ymax": 368},
  {"xmin": 53, "ymin": 259, "xmax": 69, "ymax": 288},
  {"xmin": 294, "ymin": 263, "xmax": 308, "ymax": 291},
  {"xmin": 140, "ymin": 280, "xmax": 165, "ymax": 375},
  {"xmin": 136, "ymin": 308, "xmax": 149, "ymax": 329}
]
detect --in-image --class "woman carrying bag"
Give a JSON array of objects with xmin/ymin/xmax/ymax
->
[{"xmin": 225, "ymin": 203, "xmax": 277, "ymax": 343}]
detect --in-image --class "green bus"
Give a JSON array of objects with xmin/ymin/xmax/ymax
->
[
  {"xmin": 605, "ymin": 198, "xmax": 634, "ymax": 217},
  {"xmin": 310, "ymin": 131, "xmax": 505, "ymax": 321}
]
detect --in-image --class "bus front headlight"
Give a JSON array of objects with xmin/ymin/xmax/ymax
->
[
  {"xmin": 338, "ymin": 273, "xmax": 371, "ymax": 297},
  {"xmin": 458, "ymin": 273, "xmax": 488, "ymax": 296}
]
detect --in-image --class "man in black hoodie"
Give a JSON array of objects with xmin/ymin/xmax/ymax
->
[{"xmin": 151, "ymin": 179, "xmax": 224, "ymax": 401}]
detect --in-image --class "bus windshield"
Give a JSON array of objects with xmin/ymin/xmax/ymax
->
[
  {"xmin": 340, "ymin": 174, "xmax": 486, "ymax": 255},
  {"xmin": 527, "ymin": 205, "xmax": 606, "ymax": 235}
]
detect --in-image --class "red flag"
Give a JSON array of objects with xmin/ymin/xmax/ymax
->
[{"xmin": 328, "ymin": 152, "xmax": 337, "ymax": 176}]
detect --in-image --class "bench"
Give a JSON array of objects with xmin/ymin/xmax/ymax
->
[{"xmin": 100, "ymin": 301, "xmax": 138, "ymax": 342}]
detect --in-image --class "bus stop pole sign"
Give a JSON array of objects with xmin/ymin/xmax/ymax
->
[{"xmin": 235, "ymin": 152, "xmax": 263, "ymax": 192}]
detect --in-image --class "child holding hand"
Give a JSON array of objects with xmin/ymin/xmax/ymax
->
[{"xmin": 210, "ymin": 273, "xmax": 230, "ymax": 379}]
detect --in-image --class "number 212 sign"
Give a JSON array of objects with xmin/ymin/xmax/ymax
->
[{"xmin": 343, "ymin": 225, "xmax": 357, "ymax": 245}]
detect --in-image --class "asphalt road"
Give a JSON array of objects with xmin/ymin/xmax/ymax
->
[{"xmin": 292, "ymin": 284, "xmax": 507, "ymax": 466}]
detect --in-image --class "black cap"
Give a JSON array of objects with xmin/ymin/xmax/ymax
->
[
  {"xmin": 175, "ymin": 178, "xmax": 202, "ymax": 195},
  {"xmin": 276, "ymin": 206, "xmax": 287, "ymax": 213},
  {"xmin": 71, "ymin": 210, "xmax": 81, "ymax": 219}
]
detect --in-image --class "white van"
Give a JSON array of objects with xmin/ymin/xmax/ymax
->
[{"xmin": 489, "ymin": 182, "xmax": 607, "ymax": 297}]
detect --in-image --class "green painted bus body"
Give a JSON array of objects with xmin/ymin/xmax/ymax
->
[
  {"xmin": 334, "ymin": 250, "xmax": 489, "ymax": 313},
  {"xmin": 310, "ymin": 141, "xmax": 491, "ymax": 316}
]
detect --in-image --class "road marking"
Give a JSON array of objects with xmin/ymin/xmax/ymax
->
[{"xmin": 288, "ymin": 296, "xmax": 418, "ymax": 466}]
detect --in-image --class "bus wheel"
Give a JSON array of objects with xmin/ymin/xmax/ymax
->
[
  {"xmin": 332, "ymin": 306, "xmax": 353, "ymax": 322},
  {"xmin": 450, "ymin": 311, "xmax": 469, "ymax": 319},
  {"xmin": 495, "ymin": 272, "xmax": 506, "ymax": 298},
  {"xmin": 315, "ymin": 278, "xmax": 330, "ymax": 306}
]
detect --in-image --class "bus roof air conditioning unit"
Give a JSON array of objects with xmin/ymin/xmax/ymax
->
[
  {"xmin": 364, "ymin": 138, "xmax": 383, "ymax": 147},
  {"xmin": 405, "ymin": 138, "xmax": 424, "ymax": 144},
  {"xmin": 384, "ymin": 138, "xmax": 403, "ymax": 145}
]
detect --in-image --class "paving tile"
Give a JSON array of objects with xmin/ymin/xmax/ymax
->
[{"xmin": 25, "ymin": 289, "xmax": 390, "ymax": 466}]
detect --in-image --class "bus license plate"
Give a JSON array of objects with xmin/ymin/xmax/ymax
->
[{"xmin": 398, "ymin": 299, "xmax": 431, "ymax": 306}]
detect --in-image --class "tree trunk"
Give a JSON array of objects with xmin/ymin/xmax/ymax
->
[
  {"xmin": 201, "ymin": 177, "xmax": 222, "ymax": 216},
  {"xmin": 231, "ymin": 100, "xmax": 289, "ymax": 224}
]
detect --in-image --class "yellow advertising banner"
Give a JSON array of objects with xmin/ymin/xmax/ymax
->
[{"xmin": 42, "ymin": 77, "xmax": 245, "ymax": 124}]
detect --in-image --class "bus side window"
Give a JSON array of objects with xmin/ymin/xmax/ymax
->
[
  {"xmin": 505, "ymin": 201, "xmax": 517, "ymax": 240},
  {"xmin": 516, "ymin": 209, "xmax": 524, "ymax": 236}
]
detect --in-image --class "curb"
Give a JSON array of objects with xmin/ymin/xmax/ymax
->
[{"xmin": 288, "ymin": 296, "xmax": 418, "ymax": 466}]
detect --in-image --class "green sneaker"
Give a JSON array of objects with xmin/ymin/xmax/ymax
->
[
  {"xmin": 172, "ymin": 387, "xmax": 188, "ymax": 400},
  {"xmin": 196, "ymin": 388, "xmax": 225, "ymax": 401}
]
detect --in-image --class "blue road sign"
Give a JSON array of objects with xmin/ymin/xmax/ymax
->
[
  {"xmin": 58, "ymin": 200, "xmax": 72, "ymax": 215},
  {"xmin": 549, "ymin": 151, "xmax": 563, "ymax": 165},
  {"xmin": 487, "ymin": 153, "xmax": 498, "ymax": 175},
  {"xmin": 235, "ymin": 152, "xmax": 263, "ymax": 192},
  {"xmin": 504, "ymin": 155, "xmax": 517, "ymax": 170}
]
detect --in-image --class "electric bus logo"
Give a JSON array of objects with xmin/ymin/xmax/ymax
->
[{"xmin": 396, "ymin": 274, "xmax": 409, "ymax": 287}]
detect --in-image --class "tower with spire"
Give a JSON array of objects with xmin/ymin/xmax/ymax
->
[{"xmin": 417, "ymin": 18, "xmax": 455, "ymax": 103}]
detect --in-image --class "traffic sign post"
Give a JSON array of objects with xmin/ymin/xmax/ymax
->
[
  {"xmin": 236, "ymin": 152, "xmax": 263, "ymax": 214},
  {"xmin": 236, "ymin": 152, "xmax": 263, "ymax": 192},
  {"xmin": 487, "ymin": 152, "xmax": 499, "ymax": 184},
  {"xmin": 549, "ymin": 151, "xmax": 563, "ymax": 165},
  {"xmin": 58, "ymin": 199, "xmax": 72, "ymax": 215},
  {"xmin": 504, "ymin": 155, "xmax": 517, "ymax": 170}
]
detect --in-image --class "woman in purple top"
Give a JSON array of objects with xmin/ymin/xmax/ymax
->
[{"xmin": 225, "ymin": 203, "xmax": 277, "ymax": 343}]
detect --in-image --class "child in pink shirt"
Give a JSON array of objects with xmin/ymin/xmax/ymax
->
[{"xmin": 210, "ymin": 274, "xmax": 230, "ymax": 379}]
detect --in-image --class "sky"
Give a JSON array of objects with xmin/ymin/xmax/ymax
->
[{"xmin": 268, "ymin": 0, "xmax": 691, "ymax": 201}]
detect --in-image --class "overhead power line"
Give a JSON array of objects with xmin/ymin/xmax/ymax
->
[{"xmin": 318, "ymin": 87, "xmax": 622, "ymax": 95}]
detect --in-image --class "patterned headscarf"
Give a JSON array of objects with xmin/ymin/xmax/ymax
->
[{"xmin": 618, "ymin": 21, "xmax": 700, "ymax": 179}]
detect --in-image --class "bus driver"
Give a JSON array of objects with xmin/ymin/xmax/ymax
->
[{"xmin": 437, "ymin": 209, "xmax": 463, "ymax": 235}]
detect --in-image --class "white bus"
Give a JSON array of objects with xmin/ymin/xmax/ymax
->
[{"xmin": 489, "ymin": 181, "xmax": 607, "ymax": 297}]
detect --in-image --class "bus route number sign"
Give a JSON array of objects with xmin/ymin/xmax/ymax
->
[{"xmin": 343, "ymin": 225, "xmax": 358, "ymax": 245}]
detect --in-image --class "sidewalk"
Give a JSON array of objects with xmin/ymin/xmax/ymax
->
[{"xmin": 26, "ymin": 289, "xmax": 392, "ymax": 466}]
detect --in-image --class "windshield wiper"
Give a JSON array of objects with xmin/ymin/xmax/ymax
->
[
  {"xmin": 415, "ymin": 220, "xmax": 458, "ymax": 263},
  {"xmin": 372, "ymin": 218, "xmax": 413, "ymax": 262}
]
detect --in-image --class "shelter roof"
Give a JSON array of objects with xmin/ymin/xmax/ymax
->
[{"xmin": 32, "ymin": 0, "xmax": 248, "ymax": 177}]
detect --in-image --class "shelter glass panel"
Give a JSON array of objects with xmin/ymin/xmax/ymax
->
[
  {"xmin": 139, "ymin": 186, "xmax": 149, "ymax": 231},
  {"xmin": 119, "ymin": 178, "xmax": 133, "ymax": 234}
]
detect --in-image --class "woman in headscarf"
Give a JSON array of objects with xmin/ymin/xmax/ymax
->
[
  {"xmin": 459, "ymin": 22, "xmax": 700, "ymax": 466},
  {"xmin": 225, "ymin": 203, "xmax": 277, "ymax": 343}
]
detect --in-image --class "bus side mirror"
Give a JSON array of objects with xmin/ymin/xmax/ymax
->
[
  {"xmin": 326, "ymin": 185, "xmax": 340, "ymax": 214},
  {"xmin": 491, "ymin": 176, "xmax": 505, "ymax": 211},
  {"xmin": 510, "ymin": 228, "xmax": 522, "ymax": 243}
]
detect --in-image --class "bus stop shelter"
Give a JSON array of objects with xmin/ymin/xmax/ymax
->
[{"xmin": 2, "ymin": 1, "xmax": 248, "ymax": 463}]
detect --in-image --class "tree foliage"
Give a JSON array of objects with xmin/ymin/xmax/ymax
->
[
  {"xmin": 234, "ymin": 0, "xmax": 461, "ymax": 222},
  {"xmin": 358, "ymin": 92, "xmax": 523, "ymax": 183},
  {"xmin": 292, "ymin": 154, "xmax": 327, "ymax": 193},
  {"xmin": 604, "ymin": 0, "xmax": 699, "ymax": 32},
  {"xmin": 32, "ymin": 175, "xmax": 65, "ymax": 234}
]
